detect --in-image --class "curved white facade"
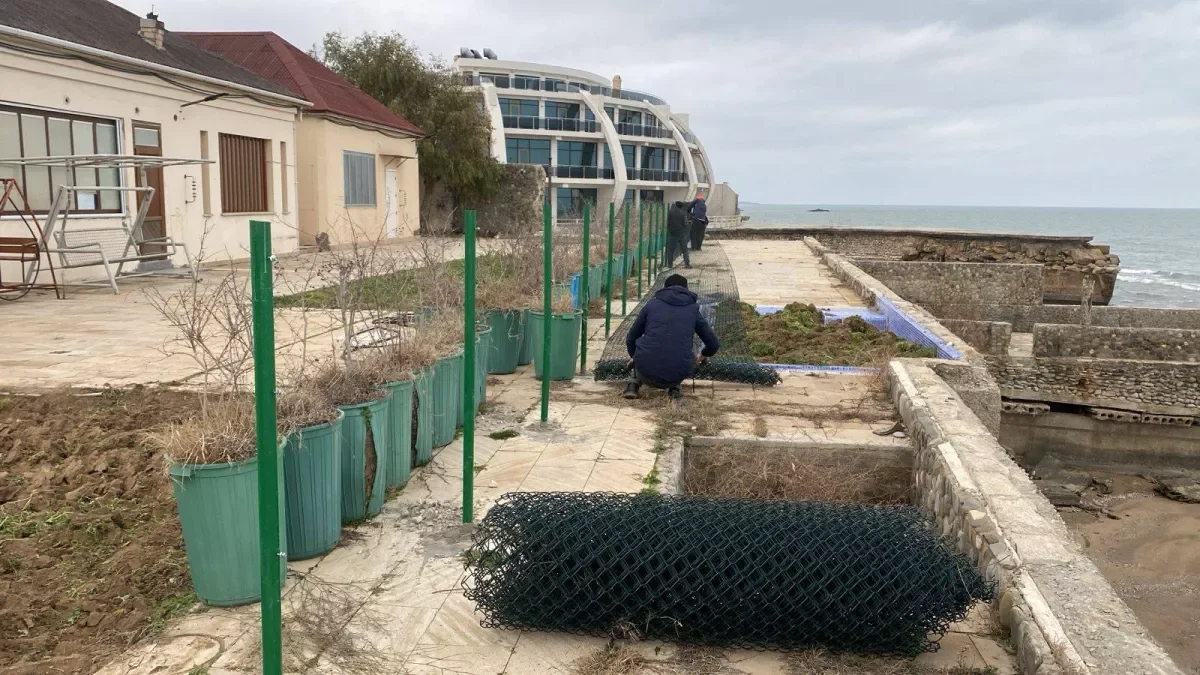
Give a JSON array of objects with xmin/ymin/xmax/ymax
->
[{"xmin": 453, "ymin": 56, "xmax": 714, "ymax": 221}]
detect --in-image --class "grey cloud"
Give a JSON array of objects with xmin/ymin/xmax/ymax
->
[{"xmin": 121, "ymin": 0, "xmax": 1200, "ymax": 206}]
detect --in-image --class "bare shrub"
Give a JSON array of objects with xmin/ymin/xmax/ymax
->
[{"xmin": 147, "ymin": 394, "xmax": 257, "ymax": 466}]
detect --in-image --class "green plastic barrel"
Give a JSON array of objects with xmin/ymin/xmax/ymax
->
[
  {"xmin": 588, "ymin": 264, "xmax": 603, "ymax": 300},
  {"xmin": 338, "ymin": 397, "xmax": 390, "ymax": 522},
  {"xmin": 530, "ymin": 310, "xmax": 583, "ymax": 381},
  {"xmin": 283, "ymin": 412, "xmax": 343, "ymax": 561},
  {"xmin": 170, "ymin": 453, "xmax": 287, "ymax": 606},
  {"xmin": 517, "ymin": 309, "xmax": 534, "ymax": 366},
  {"xmin": 475, "ymin": 326, "xmax": 492, "ymax": 415},
  {"xmin": 432, "ymin": 351, "xmax": 462, "ymax": 447},
  {"xmin": 485, "ymin": 309, "xmax": 522, "ymax": 374},
  {"xmin": 383, "ymin": 380, "xmax": 414, "ymax": 490},
  {"xmin": 414, "ymin": 366, "xmax": 434, "ymax": 465}
]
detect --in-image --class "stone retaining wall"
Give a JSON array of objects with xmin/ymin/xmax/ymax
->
[
  {"xmin": 940, "ymin": 319, "xmax": 1014, "ymax": 356},
  {"xmin": 852, "ymin": 260, "xmax": 1045, "ymax": 306},
  {"xmin": 1032, "ymin": 324, "xmax": 1200, "ymax": 361},
  {"xmin": 891, "ymin": 359, "xmax": 1184, "ymax": 675},
  {"xmin": 924, "ymin": 304, "xmax": 1200, "ymax": 333},
  {"xmin": 988, "ymin": 356, "xmax": 1200, "ymax": 415}
]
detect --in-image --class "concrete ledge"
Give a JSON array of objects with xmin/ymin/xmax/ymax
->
[
  {"xmin": 890, "ymin": 358, "xmax": 1185, "ymax": 675},
  {"xmin": 988, "ymin": 356, "xmax": 1200, "ymax": 416},
  {"xmin": 1032, "ymin": 323, "xmax": 1200, "ymax": 361}
]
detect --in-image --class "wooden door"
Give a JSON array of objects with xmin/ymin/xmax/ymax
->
[{"xmin": 132, "ymin": 122, "xmax": 166, "ymax": 257}]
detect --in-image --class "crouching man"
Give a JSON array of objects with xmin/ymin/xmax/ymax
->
[{"xmin": 623, "ymin": 274, "xmax": 720, "ymax": 402}]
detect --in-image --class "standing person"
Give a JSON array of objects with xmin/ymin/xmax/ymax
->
[
  {"xmin": 687, "ymin": 193, "xmax": 709, "ymax": 250},
  {"xmin": 667, "ymin": 201, "xmax": 691, "ymax": 268},
  {"xmin": 623, "ymin": 274, "xmax": 720, "ymax": 402}
]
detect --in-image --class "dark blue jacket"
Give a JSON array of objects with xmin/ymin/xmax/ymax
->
[
  {"xmin": 626, "ymin": 286, "xmax": 721, "ymax": 384},
  {"xmin": 688, "ymin": 198, "xmax": 708, "ymax": 223}
]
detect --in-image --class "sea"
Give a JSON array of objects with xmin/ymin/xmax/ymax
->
[{"xmin": 738, "ymin": 204, "xmax": 1200, "ymax": 309}]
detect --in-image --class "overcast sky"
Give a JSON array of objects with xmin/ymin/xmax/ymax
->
[{"xmin": 121, "ymin": 0, "xmax": 1200, "ymax": 207}]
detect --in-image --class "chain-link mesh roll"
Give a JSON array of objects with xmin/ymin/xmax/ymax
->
[{"xmin": 463, "ymin": 492, "xmax": 993, "ymax": 655}]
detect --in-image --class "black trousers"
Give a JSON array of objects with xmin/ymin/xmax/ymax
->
[
  {"xmin": 690, "ymin": 219, "xmax": 708, "ymax": 250},
  {"xmin": 667, "ymin": 232, "xmax": 690, "ymax": 267}
]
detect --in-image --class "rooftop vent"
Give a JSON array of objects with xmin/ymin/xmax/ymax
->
[
  {"xmin": 483, "ymin": 48, "xmax": 498, "ymax": 59},
  {"xmin": 469, "ymin": 49, "xmax": 482, "ymax": 59},
  {"xmin": 459, "ymin": 47, "xmax": 473, "ymax": 58}
]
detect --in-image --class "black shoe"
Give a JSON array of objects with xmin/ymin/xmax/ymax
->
[
  {"xmin": 622, "ymin": 382, "xmax": 641, "ymax": 399},
  {"xmin": 667, "ymin": 386, "xmax": 683, "ymax": 401}
]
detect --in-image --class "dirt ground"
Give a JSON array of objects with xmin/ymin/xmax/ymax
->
[
  {"xmin": 0, "ymin": 388, "xmax": 198, "ymax": 675},
  {"xmin": 1059, "ymin": 475, "xmax": 1200, "ymax": 674}
]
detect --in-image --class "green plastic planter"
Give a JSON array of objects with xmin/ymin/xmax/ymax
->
[
  {"xmin": 432, "ymin": 351, "xmax": 462, "ymax": 447},
  {"xmin": 414, "ymin": 366, "xmax": 434, "ymax": 465},
  {"xmin": 283, "ymin": 412, "xmax": 343, "ymax": 561},
  {"xmin": 337, "ymin": 397, "xmax": 390, "ymax": 523},
  {"xmin": 475, "ymin": 326, "xmax": 492, "ymax": 415},
  {"xmin": 171, "ymin": 453, "xmax": 287, "ymax": 606},
  {"xmin": 588, "ymin": 264, "xmax": 603, "ymax": 300},
  {"xmin": 485, "ymin": 309, "xmax": 522, "ymax": 375},
  {"xmin": 517, "ymin": 309, "xmax": 534, "ymax": 366},
  {"xmin": 383, "ymin": 380, "xmax": 414, "ymax": 490},
  {"xmin": 530, "ymin": 310, "xmax": 583, "ymax": 381}
]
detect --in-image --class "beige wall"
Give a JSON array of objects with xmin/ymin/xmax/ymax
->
[
  {"xmin": 295, "ymin": 116, "xmax": 420, "ymax": 246},
  {"xmin": 0, "ymin": 46, "xmax": 299, "ymax": 284}
]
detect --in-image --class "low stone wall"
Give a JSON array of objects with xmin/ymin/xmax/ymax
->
[
  {"xmin": 923, "ymin": 304, "xmax": 1200, "ymax": 333},
  {"xmin": 1032, "ymin": 324, "xmax": 1200, "ymax": 361},
  {"xmin": 891, "ymin": 359, "xmax": 1184, "ymax": 675},
  {"xmin": 1000, "ymin": 410, "xmax": 1200, "ymax": 470},
  {"xmin": 938, "ymin": 320, "xmax": 1013, "ymax": 356},
  {"xmin": 988, "ymin": 357, "xmax": 1200, "ymax": 415},
  {"xmin": 852, "ymin": 260, "xmax": 1044, "ymax": 306}
]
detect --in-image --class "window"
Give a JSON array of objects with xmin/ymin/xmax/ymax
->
[
  {"xmin": 513, "ymin": 74, "xmax": 541, "ymax": 90},
  {"xmin": 479, "ymin": 72, "xmax": 510, "ymax": 88},
  {"xmin": 343, "ymin": 151, "xmax": 376, "ymax": 207},
  {"xmin": 544, "ymin": 79, "xmax": 567, "ymax": 92},
  {"xmin": 556, "ymin": 187, "xmax": 597, "ymax": 217},
  {"xmin": 584, "ymin": 108, "xmax": 596, "ymax": 122},
  {"xmin": 544, "ymin": 101, "xmax": 580, "ymax": 119},
  {"xmin": 499, "ymin": 98, "xmax": 538, "ymax": 117},
  {"xmin": 667, "ymin": 149, "xmax": 681, "ymax": 172},
  {"xmin": 605, "ymin": 107, "xmax": 615, "ymax": 121},
  {"xmin": 218, "ymin": 132, "xmax": 269, "ymax": 213},
  {"xmin": 641, "ymin": 147, "xmax": 664, "ymax": 170},
  {"xmin": 280, "ymin": 141, "xmax": 289, "ymax": 214},
  {"xmin": 623, "ymin": 189, "xmax": 635, "ymax": 207},
  {"xmin": 618, "ymin": 110, "xmax": 642, "ymax": 125},
  {"xmin": 505, "ymin": 138, "xmax": 550, "ymax": 165},
  {"xmin": 640, "ymin": 190, "xmax": 663, "ymax": 203},
  {"xmin": 199, "ymin": 131, "xmax": 212, "ymax": 215},
  {"xmin": 621, "ymin": 144, "xmax": 636, "ymax": 169},
  {"xmin": 0, "ymin": 105, "xmax": 121, "ymax": 213},
  {"xmin": 557, "ymin": 141, "xmax": 597, "ymax": 167},
  {"xmin": 602, "ymin": 144, "xmax": 612, "ymax": 169}
]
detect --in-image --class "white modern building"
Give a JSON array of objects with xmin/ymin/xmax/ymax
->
[{"xmin": 453, "ymin": 51, "xmax": 715, "ymax": 222}]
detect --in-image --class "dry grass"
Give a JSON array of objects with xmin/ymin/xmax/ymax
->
[
  {"xmin": 148, "ymin": 395, "xmax": 257, "ymax": 466},
  {"xmin": 684, "ymin": 444, "xmax": 911, "ymax": 504},
  {"xmin": 575, "ymin": 645, "xmax": 731, "ymax": 675},
  {"xmin": 752, "ymin": 415, "xmax": 769, "ymax": 438},
  {"xmin": 309, "ymin": 359, "xmax": 388, "ymax": 408},
  {"xmin": 786, "ymin": 650, "xmax": 998, "ymax": 674}
]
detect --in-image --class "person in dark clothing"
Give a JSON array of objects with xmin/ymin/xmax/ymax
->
[
  {"xmin": 687, "ymin": 194, "xmax": 709, "ymax": 250},
  {"xmin": 666, "ymin": 201, "xmax": 691, "ymax": 268},
  {"xmin": 623, "ymin": 274, "xmax": 720, "ymax": 401}
]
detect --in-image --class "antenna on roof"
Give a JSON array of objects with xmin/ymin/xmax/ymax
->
[
  {"xmin": 483, "ymin": 48, "xmax": 498, "ymax": 60},
  {"xmin": 459, "ymin": 47, "xmax": 473, "ymax": 58},
  {"xmin": 469, "ymin": 49, "xmax": 482, "ymax": 59}
]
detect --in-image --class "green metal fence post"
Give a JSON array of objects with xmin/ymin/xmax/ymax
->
[
  {"xmin": 249, "ymin": 220, "xmax": 281, "ymax": 675},
  {"xmin": 540, "ymin": 202, "xmax": 552, "ymax": 423},
  {"xmin": 636, "ymin": 200, "xmax": 644, "ymax": 299},
  {"xmin": 604, "ymin": 202, "xmax": 615, "ymax": 338},
  {"xmin": 621, "ymin": 202, "xmax": 630, "ymax": 314},
  {"xmin": 659, "ymin": 201, "xmax": 666, "ymax": 270},
  {"xmin": 462, "ymin": 210, "xmax": 477, "ymax": 522},
  {"xmin": 579, "ymin": 203, "xmax": 591, "ymax": 373},
  {"xmin": 646, "ymin": 202, "xmax": 654, "ymax": 289}
]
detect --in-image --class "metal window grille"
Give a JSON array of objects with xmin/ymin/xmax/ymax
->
[
  {"xmin": 343, "ymin": 151, "xmax": 376, "ymax": 207},
  {"xmin": 218, "ymin": 133, "xmax": 268, "ymax": 213}
]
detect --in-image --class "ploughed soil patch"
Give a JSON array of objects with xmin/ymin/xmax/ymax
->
[
  {"xmin": 0, "ymin": 388, "xmax": 198, "ymax": 675},
  {"xmin": 739, "ymin": 302, "xmax": 936, "ymax": 366}
]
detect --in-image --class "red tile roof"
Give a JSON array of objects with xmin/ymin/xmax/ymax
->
[{"xmin": 178, "ymin": 31, "xmax": 424, "ymax": 137}]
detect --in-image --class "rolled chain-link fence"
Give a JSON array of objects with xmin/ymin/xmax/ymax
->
[
  {"xmin": 593, "ymin": 245, "xmax": 780, "ymax": 385},
  {"xmin": 463, "ymin": 492, "xmax": 994, "ymax": 655}
]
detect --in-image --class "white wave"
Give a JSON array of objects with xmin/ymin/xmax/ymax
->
[
  {"xmin": 1118, "ymin": 275, "xmax": 1200, "ymax": 293},
  {"xmin": 1119, "ymin": 268, "xmax": 1159, "ymax": 276}
]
